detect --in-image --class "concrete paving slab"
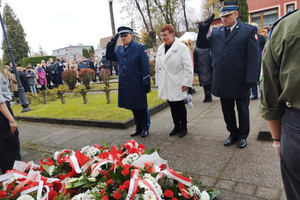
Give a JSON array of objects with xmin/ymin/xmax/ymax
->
[{"xmin": 16, "ymin": 85, "xmax": 286, "ymax": 199}]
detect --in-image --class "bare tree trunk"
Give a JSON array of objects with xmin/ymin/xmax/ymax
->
[
  {"xmin": 105, "ymin": 86, "xmax": 111, "ymax": 104},
  {"xmin": 41, "ymin": 90, "xmax": 48, "ymax": 104},
  {"xmin": 182, "ymin": 0, "xmax": 189, "ymax": 31},
  {"xmin": 135, "ymin": 0, "xmax": 149, "ymax": 32},
  {"xmin": 83, "ymin": 94, "xmax": 88, "ymax": 104},
  {"xmin": 58, "ymin": 94, "xmax": 65, "ymax": 104},
  {"xmin": 153, "ymin": 0, "xmax": 170, "ymax": 24}
]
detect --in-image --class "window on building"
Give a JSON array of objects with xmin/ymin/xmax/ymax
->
[
  {"xmin": 263, "ymin": 9, "xmax": 277, "ymax": 27},
  {"xmin": 250, "ymin": 8, "xmax": 278, "ymax": 28},
  {"xmin": 287, "ymin": 4, "xmax": 295, "ymax": 13},
  {"xmin": 251, "ymin": 13, "xmax": 261, "ymax": 27}
]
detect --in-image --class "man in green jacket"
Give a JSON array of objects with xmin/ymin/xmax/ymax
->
[{"xmin": 259, "ymin": 9, "xmax": 300, "ymax": 200}]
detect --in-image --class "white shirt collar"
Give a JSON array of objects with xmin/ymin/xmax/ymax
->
[{"xmin": 228, "ymin": 21, "xmax": 238, "ymax": 32}]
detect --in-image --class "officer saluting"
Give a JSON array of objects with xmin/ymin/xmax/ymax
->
[
  {"xmin": 197, "ymin": 1, "xmax": 260, "ymax": 148},
  {"xmin": 106, "ymin": 26, "xmax": 151, "ymax": 137}
]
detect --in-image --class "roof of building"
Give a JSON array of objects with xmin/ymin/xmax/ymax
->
[
  {"xmin": 100, "ymin": 36, "xmax": 122, "ymax": 48},
  {"xmin": 53, "ymin": 45, "xmax": 93, "ymax": 51}
]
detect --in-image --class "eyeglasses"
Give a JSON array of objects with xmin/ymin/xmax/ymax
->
[{"xmin": 120, "ymin": 34, "xmax": 128, "ymax": 38}]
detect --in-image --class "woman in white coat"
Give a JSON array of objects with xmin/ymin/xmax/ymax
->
[{"xmin": 155, "ymin": 24, "xmax": 193, "ymax": 137}]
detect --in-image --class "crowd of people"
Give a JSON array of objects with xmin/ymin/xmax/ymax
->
[{"xmin": 2, "ymin": 55, "xmax": 119, "ymax": 100}]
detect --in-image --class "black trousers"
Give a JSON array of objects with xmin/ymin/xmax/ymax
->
[
  {"xmin": 281, "ymin": 108, "xmax": 300, "ymax": 200},
  {"xmin": 220, "ymin": 97, "xmax": 250, "ymax": 140},
  {"xmin": 0, "ymin": 101, "xmax": 21, "ymax": 174},
  {"xmin": 167, "ymin": 100, "xmax": 187, "ymax": 129},
  {"xmin": 132, "ymin": 108, "xmax": 150, "ymax": 131}
]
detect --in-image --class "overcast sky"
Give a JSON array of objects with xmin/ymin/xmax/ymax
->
[{"xmin": 0, "ymin": 0, "xmax": 202, "ymax": 57}]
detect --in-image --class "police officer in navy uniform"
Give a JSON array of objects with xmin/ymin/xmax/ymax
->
[
  {"xmin": 106, "ymin": 26, "xmax": 151, "ymax": 137},
  {"xmin": 197, "ymin": 1, "xmax": 260, "ymax": 148}
]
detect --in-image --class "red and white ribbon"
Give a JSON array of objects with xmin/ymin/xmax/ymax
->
[
  {"xmin": 126, "ymin": 169, "xmax": 141, "ymax": 200},
  {"xmin": 81, "ymin": 157, "xmax": 101, "ymax": 172},
  {"xmin": 54, "ymin": 149, "xmax": 72, "ymax": 161},
  {"xmin": 155, "ymin": 168, "xmax": 192, "ymax": 186},
  {"xmin": 140, "ymin": 179, "xmax": 162, "ymax": 200},
  {"xmin": 91, "ymin": 159, "xmax": 112, "ymax": 177},
  {"xmin": 68, "ymin": 155, "xmax": 82, "ymax": 174}
]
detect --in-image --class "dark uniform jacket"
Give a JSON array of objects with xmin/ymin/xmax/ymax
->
[
  {"xmin": 106, "ymin": 40, "xmax": 150, "ymax": 110},
  {"xmin": 193, "ymin": 47, "xmax": 212, "ymax": 86},
  {"xmin": 200, "ymin": 20, "xmax": 260, "ymax": 99}
]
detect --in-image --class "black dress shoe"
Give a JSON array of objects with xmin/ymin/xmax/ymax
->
[
  {"xmin": 224, "ymin": 136, "xmax": 236, "ymax": 146},
  {"xmin": 130, "ymin": 130, "xmax": 142, "ymax": 137},
  {"xmin": 169, "ymin": 127, "xmax": 181, "ymax": 136},
  {"xmin": 237, "ymin": 139, "xmax": 247, "ymax": 148},
  {"xmin": 179, "ymin": 127, "xmax": 187, "ymax": 137},
  {"xmin": 141, "ymin": 130, "xmax": 149, "ymax": 138}
]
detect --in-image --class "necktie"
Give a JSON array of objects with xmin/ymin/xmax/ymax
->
[{"xmin": 225, "ymin": 28, "xmax": 230, "ymax": 39}]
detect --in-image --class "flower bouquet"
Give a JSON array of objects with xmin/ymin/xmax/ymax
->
[{"xmin": 0, "ymin": 140, "xmax": 219, "ymax": 200}]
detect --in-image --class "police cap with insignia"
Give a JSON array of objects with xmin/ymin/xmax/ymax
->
[
  {"xmin": 117, "ymin": 26, "xmax": 133, "ymax": 36},
  {"xmin": 220, "ymin": 1, "xmax": 238, "ymax": 17}
]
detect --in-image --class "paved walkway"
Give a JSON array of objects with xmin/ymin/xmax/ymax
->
[{"xmin": 18, "ymin": 85, "xmax": 285, "ymax": 200}]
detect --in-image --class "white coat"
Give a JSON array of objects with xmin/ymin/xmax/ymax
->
[{"xmin": 155, "ymin": 37, "xmax": 193, "ymax": 101}]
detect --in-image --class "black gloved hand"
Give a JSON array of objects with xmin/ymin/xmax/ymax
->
[
  {"xmin": 144, "ymin": 85, "xmax": 151, "ymax": 93},
  {"xmin": 245, "ymin": 82, "xmax": 256, "ymax": 89},
  {"xmin": 196, "ymin": 14, "xmax": 215, "ymax": 48},
  {"xmin": 110, "ymin": 33, "xmax": 119, "ymax": 43},
  {"xmin": 203, "ymin": 13, "xmax": 215, "ymax": 26}
]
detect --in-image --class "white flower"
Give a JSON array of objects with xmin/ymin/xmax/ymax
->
[
  {"xmin": 81, "ymin": 146, "xmax": 100, "ymax": 158},
  {"xmin": 188, "ymin": 185, "xmax": 201, "ymax": 197},
  {"xmin": 200, "ymin": 191, "xmax": 210, "ymax": 200},
  {"xmin": 71, "ymin": 193, "xmax": 90, "ymax": 200},
  {"xmin": 143, "ymin": 190, "xmax": 156, "ymax": 200},
  {"xmin": 122, "ymin": 153, "xmax": 140, "ymax": 165},
  {"xmin": 143, "ymin": 174, "xmax": 163, "ymax": 196},
  {"xmin": 17, "ymin": 195, "xmax": 35, "ymax": 200},
  {"xmin": 48, "ymin": 165, "xmax": 56, "ymax": 176}
]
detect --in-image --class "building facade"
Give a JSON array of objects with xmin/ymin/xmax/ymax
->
[
  {"xmin": 248, "ymin": 0, "xmax": 299, "ymax": 28},
  {"xmin": 52, "ymin": 44, "xmax": 93, "ymax": 63}
]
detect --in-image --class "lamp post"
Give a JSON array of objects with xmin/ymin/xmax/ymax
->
[
  {"xmin": 0, "ymin": 1, "xmax": 30, "ymax": 112},
  {"xmin": 108, "ymin": 0, "xmax": 116, "ymax": 36}
]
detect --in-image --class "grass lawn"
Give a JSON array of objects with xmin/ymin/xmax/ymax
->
[{"xmin": 12, "ymin": 90, "xmax": 165, "ymax": 121}]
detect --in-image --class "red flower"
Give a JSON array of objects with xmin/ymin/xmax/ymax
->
[
  {"xmin": 48, "ymin": 190, "xmax": 58, "ymax": 200},
  {"xmin": 159, "ymin": 164, "xmax": 167, "ymax": 171},
  {"xmin": 107, "ymin": 179, "xmax": 113, "ymax": 186},
  {"xmin": 164, "ymin": 189, "xmax": 174, "ymax": 198},
  {"xmin": 172, "ymin": 198, "xmax": 178, "ymax": 200},
  {"xmin": 101, "ymin": 195, "xmax": 108, "ymax": 200},
  {"xmin": 119, "ymin": 180, "xmax": 130, "ymax": 191},
  {"xmin": 145, "ymin": 162, "xmax": 155, "ymax": 173},
  {"xmin": 178, "ymin": 182, "xmax": 190, "ymax": 198},
  {"xmin": 6, "ymin": 183, "xmax": 14, "ymax": 192},
  {"xmin": 113, "ymin": 190, "xmax": 122, "ymax": 199},
  {"xmin": 0, "ymin": 191, "xmax": 7, "ymax": 197},
  {"xmin": 121, "ymin": 164, "xmax": 131, "ymax": 176},
  {"xmin": 100, "ymin": 189, "xmax": 105, "ymax": 196}
]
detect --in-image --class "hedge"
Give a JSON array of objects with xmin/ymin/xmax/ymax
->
[{"xmin": 22, "ymin": 56, "xmax": 56, "ymax": 67}]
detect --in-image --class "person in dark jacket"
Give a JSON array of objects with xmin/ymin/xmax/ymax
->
[
  {"xmin": 17, "ymin": 67, "xmax": 29, "ymax": 92},
  {"xmin": 45, "ymin": 61, "xmax": 52, "ymax": 89},
  {"xmin": 197, "ymin": 1, "xmax": 260, "ymax": 148},
  {"xmin": 106, "ymin": 26, "xmax": 151, "ymax": 138},
  {"xmin": 249, "ymin": 22, "xmax": 266, "ymax": 100},
  {"xmin": 193, "ymin": 46, "xmax": 213, "ymax": 102},
  {"xmin": 58, "ymin": 59, "xmax": 65, "ymax": 85}
]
